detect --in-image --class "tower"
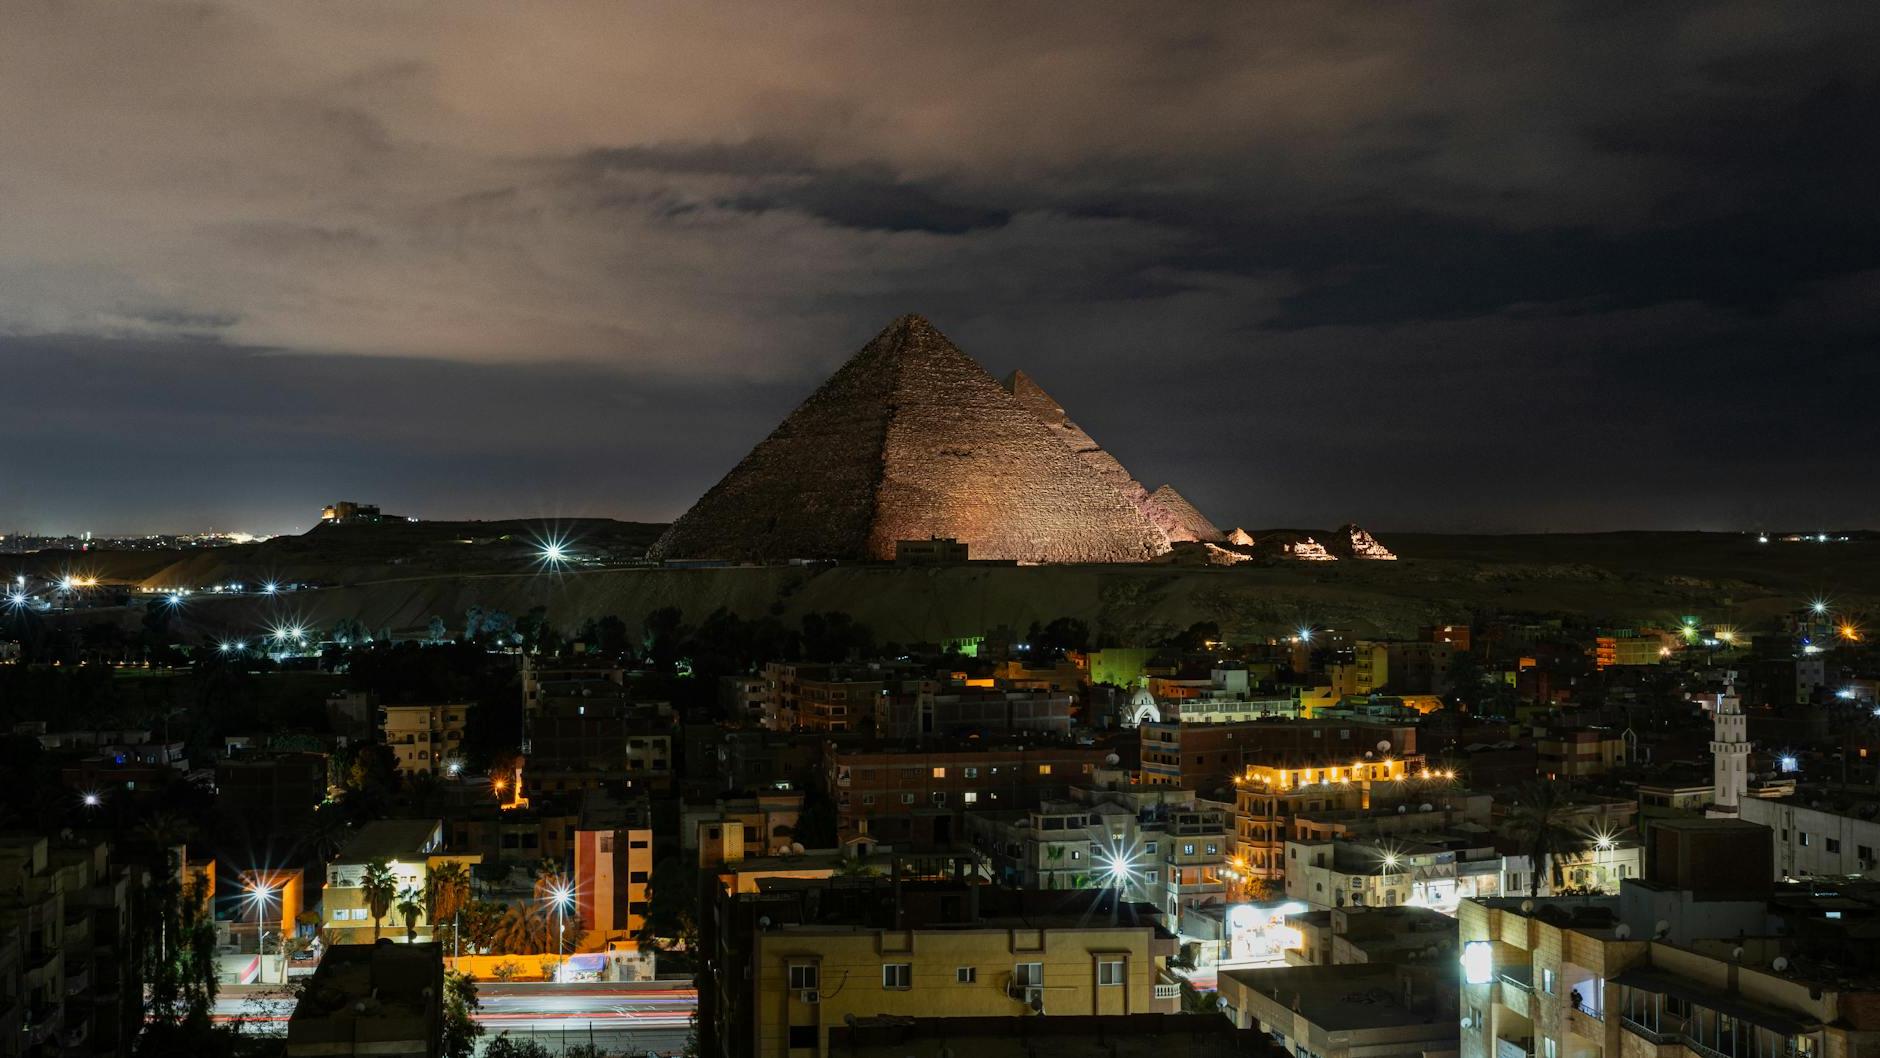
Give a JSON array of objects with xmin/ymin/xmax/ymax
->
[{"xmin": 1708, "ymin": 670, "xmax": 1750, "ymax": 817}]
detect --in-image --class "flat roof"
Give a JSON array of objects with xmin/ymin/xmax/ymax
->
[{"xmin": 337, "ymin": 819, "xmax": 441, "ymax": 863}]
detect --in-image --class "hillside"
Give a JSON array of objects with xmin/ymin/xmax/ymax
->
[{"xmin": 26, "ymin": 525, "xmax": 1875, "ymax": 647}]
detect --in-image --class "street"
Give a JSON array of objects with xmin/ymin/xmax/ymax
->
[{"xmin": 213, "ymin": 980, "xmax": 696, "ymax": 1054}]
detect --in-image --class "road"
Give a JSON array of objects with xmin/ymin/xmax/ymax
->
[{"xmin": 214, "ymin": 981, "xmax": 695, "ymax": 1054}]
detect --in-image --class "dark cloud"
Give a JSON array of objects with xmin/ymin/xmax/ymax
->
[{"xmin": 2, "ymin": 2, "xmax": 1877, "ymax": 533}]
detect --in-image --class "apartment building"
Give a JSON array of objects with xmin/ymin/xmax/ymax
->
[
  {"xmin": 826, "ymin": 740, "xmax": 1113, "ymax": 846},
  {"xmin": 702, "ymin": 878, "xmax": 1181, "ymax": 1058},
  {"xmin": 966, "ymin": 783, "xmax": 1232, "ymax": 919},
  {"xmin": 377, "ymin": 703, "xmax": 470, "ymax": 776},
  {"xmin": 0, "ymin": 835, "xmax": 136, "ymax": 1057},
  {"xmin": 1139, "ymin": 718, "xmax": 1419, "ymax": 793},
  {"xmin": 1219, "ymin": 961, "xmax": 1459, "ymax": 1058},
  {"xmin": 1229, "ymin": 757, "xmax": 1419, "ymax": 886}
]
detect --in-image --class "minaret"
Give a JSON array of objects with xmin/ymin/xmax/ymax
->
[{"xmin": 1708, "ymin": 670, "xmax": 1750, "ymax": 817}]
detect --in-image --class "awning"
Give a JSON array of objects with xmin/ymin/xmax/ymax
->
[{"xmin": 562, "ymin": 954, "xmax": 608, "ymax": 973}]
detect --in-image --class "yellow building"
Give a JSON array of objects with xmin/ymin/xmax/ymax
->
[
  {"xmin": 321, "ymin": 820, "xmax": 479, "ymax": 944},
  {"xmin": 706, "ymin": 880, "xmax": 1180, "ymax": 1058},
  {"xmin": 378, "ymin": 702, "xmax": 471, "ymax": 775}
]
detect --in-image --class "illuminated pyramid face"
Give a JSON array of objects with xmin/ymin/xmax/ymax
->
[
  {"xmin": 1144, "ymin": 485, "xmax": 1224, "ymax": 544},
  {"xmin": 651, "ymin": 315, "xmax": 1170, "ymax": 564}
]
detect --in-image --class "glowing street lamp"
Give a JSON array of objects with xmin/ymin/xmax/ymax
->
[
  {"xmin": 247, "ymin": 880, "xmax": 277, "ymax": 979},
  {"xmin": 545, "ymin": 882, "xmax": 575, "ymax": 980},
  {"xmin": 81, "ymin": 790, "xmax": 102, "ymax": 808},
  {"xmin": 262, "ymin": 582, "xmax": 278, "ymax": 595}
]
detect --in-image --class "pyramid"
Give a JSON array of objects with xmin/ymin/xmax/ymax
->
[
  {"xmin": 1144, "ymin": 485, "xmax": 1224, "ymax": 544},
  {"xmin": 650, "ymin": 315, "xmax": 1171, "ymax": 564}
]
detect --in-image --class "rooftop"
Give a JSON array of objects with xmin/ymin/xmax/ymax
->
[{"xmin": 336, "ymin": 819, "xmax": 442, "ymax": 864}]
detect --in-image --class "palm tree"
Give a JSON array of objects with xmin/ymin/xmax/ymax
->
[
  {"xmin": 361, "ymin": 860, "xmax": 398, "ymax": 942},
  {"xmin": 487, "ymin": 903, "xmax": 544, "ymax": 955},
  {"xmin": 397, "ymin": 886, "xmax": 425, "ymax": 943},
  {"xmin": 1505, "ymin": 780, "xmax": 1576, "ymax": 898},
  {"xmin": 299, "ymin": 805, "xmax": 350, "ymax": 864},
  {"xmin": 427, "ymin": 862, "xmax": 472, "ymax": 962}
]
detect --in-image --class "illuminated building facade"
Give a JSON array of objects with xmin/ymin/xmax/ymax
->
[
  {"xmin": 703, "ymin": 877, "xmax": 1181, "ymax": 1058},
  {"xmin": 377, "ymin": 703, "xmax": 470, "ymax": 776},
  {"xmin": 1229, "ymin": 756, "xmax": 1421, "ymax": 887}
]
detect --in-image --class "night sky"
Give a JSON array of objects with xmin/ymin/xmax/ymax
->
[{"xmin": 4, "ymin": 4, "xmax": 1877, "ymax": 536}]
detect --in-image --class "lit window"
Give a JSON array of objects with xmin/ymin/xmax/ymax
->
[
  {"xmin": 932, "ymin": 767, "xmax": 947, "ymax": 779},
  {"xmin": 1183, "ymin": 844, "xmax": 1196, "ymax": 856},
  {"xmin": 1038, "ymin": 764, "xmax": 1052, "ymax": 776},
  {"xmin": 882, "ymin": 964, "xmax": 911, "ymax": 989},
  {"xmin": 963, "ymin": 791, "xmax": 978, "ymax": 804}
]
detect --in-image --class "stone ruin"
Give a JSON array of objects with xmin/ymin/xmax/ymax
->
[{"xmin": 650, "ymin": 315, "xmax": 1189, "ymax": 564}]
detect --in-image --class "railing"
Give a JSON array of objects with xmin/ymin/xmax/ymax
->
[
  {"xmin": 1496, "ymin": 1037, "xmax": 1534, "ymax": 1058},
  {"xmin": 1154, "ymin": 982, "xmax": 1182, "ymax": 1000}
]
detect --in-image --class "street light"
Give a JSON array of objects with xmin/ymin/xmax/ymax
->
[
  {"xmin": 545, "ymin": 883, "xmax": 575, "ymax": 981},
  {"xmin": 247, "ymin": 881, "xmax": 276, "ymax": 980}
]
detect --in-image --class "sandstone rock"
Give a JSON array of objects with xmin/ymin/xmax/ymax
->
[{"xmin": 650, "ymin": 315, "xmax": 1171, "ymax": 564}]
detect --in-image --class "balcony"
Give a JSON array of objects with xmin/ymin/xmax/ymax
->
[
  {"xmin": 65, "ymin": 964, "xmax": 90, "ymax": 996},
  {"xmin": 1569, "ymin": 1006, "xmax": 1605, "ymax": 1039},
  {"xmin": 1496, "ymin": 1037, "xmax": 1534, "ymax": 1058}
]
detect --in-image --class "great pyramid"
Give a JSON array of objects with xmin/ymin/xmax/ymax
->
[{"xmin": 650, "ymin": 315, "xmax": 1171, "ymax": 564}]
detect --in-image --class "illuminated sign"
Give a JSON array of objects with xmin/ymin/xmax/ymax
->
[{"xmin": 1462, "ymin": 941, "xmax": 1494, "ymax": 984}]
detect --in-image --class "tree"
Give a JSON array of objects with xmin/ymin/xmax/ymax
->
[
  {"xmin": 485, "ymin": 1035, "xmax": 552, "ymax": 1058},
  {"xmin": 1026, "ymin": 617, "xmax": 1090, "ymax": 659},
  {"xmin": 361, "ymin": 860, "xmax": 398, "ymax": 942},
  {"xmin": 298, "ymin": 803, "xmax": 350, "ymax": 864},
  {"xmin": 428, "ymin": 861, "xmax": 473, "ymax": 960},
  {"xmin": 442, "ymin": 970, "xmax": 484, "ymax": 1058},
  {"xmin": 1164, "ymin": 621, "xmax": 1221, "ymax": 653},
  {"xmin": 1506, "ymin": 780, "xmax": 1577, "ymax": 898},
  {"xmin": 397, "ymin": 885, "xmax": 425, "ymax": 943},
  {"xmin": 427, "ymin": 616, "xmax": 449, "ymax": 643}
]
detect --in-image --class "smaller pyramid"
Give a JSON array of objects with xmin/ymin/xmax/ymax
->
[
  {"xmin": 1145, "ymin": 485, "xmax": 1224, "ymax": 543},
  {"xmin": 1334, "ymin": 523, "xmax": 1397, "ymax": 560},
  {"xmin": 1226, "ymin": 527, "xmax": 1256, "ymax": 547}
]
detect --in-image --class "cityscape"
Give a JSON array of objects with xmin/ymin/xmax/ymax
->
[{"xmin": 5, "ymin": 6, "xmax": 1880, "ymax": 1058}]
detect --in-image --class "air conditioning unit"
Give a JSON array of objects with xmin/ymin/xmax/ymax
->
[{"xmin": 799, "ymin": 989, "xmax": 820, "ymax": 1005}]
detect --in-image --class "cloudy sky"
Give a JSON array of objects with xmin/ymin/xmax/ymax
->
[{"xmin": 4, "ymin": 2, "xmax": 1877, "ymax": 535}]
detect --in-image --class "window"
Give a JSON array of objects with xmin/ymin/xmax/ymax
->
[
  {"xmin": 956, "ymin": 966, "xmax": 977, "ymax": 984},
  {"xmin": 1038, "ymin": 764, "xmax": 1053, "ymax": 776},
  {"xmin": 1544, "ymin": 1040, "xmax": 1557, "ymax": 1058},
  {"xmin": 1827, "ymin": 838, "xmax": 1842, "ymax": 853},
  {"xmin": 932, "ymin": 791, "xmax": 947, "ymax": 806},
  {"xmin": 789, "ymin": 964, "xmax": 819, "ymax": 990},
  {"xmin": 789, "ymin": 1026, "xmax": 818, "ymax": 1049},
  {"xmin": 964, "ymin": 767, "xmax": 979, "ymax": 779},
  {"xmin": 882, "ymin": 963, "xmax": 912, "ymax": 989},
  {"xmin": 1014, "ymin": 962, "xmax": 1045, "ymax": 989},
  {"xmin": 1098, "ymin": 959, "xmax": 1126, "ymax": 986},
  {"xmin": 862, "ymin": 793, "xmax": 876, "ymax": 806},
  {"xmin": 1183, "ymin": 843, "xmax": 1196, "ymax": 856},
  {"xmin": 1542, "ymin": 969, "xmax": 1556, "ymax": 995},
  {"xmin": 932, "ymin": 767, "xmax": 947, "ymax": 779},
  {"xmin": 1206, "ymin": 843, "xmax": 1219, "ymax": 855},
  {"xmin": 1145, "ymin": 841, "xmax": 1157, "ymax": 855},
  {"xmin": 1145, "ymin": 869, "xmax": 1159, "ymax": 883},
  {"xmin": 1861, "ymin": 845, "xmax": 1875, "ymax": 861},
  {"xmin": 1800, "ymin": 832, "xmax": 1811, "ymax": 847},
  {"xmin": 901, "ymin": 793, "xmax": 916, "ymax": 805},
  {"xmin": 963, "ymin": 791, "xmax": 978, "ymax": 805}
]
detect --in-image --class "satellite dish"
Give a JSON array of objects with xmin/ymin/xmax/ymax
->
[
  {"xmin": 1377, "ymin": 740, "xmax": 1392, "ymax": 753},
  {"xmin": 1105, "ymin": 753, "xmax": 1121, "ymax": 766},
  {"xmin": 1655, "ymin": 920, "xmax": 1671, "ymax": 938},
  {"xmin": 1773, "ymin": 957, "xmax": 1790, "ymax": 972},
  {"xmin": 790, "ymin": 842, "xmax": 805, "ymax": 854},
  {"xmin": 1397, "ymin": 805, "xmax": 1408, "ymax": 814},
  {"xmin": 757, "ymin": 916, "xmax": 772, "ymax": 929},
  {"xmin": 1732, "ymin": 947, "xmax": 1745, "ymax": 960},
  {"xmin": 1520, "ymin": 900, "xmax": 1535, "ymax": 913},
  {"xmin": 1613, "ymin": 924, "xmax": 1632, "ymax": 939},
  {"xmin": 1420, "ymin": 803, "xmax": 1434, "ymax": 812},
  {"xmin": 1461, "ymin": 1017, "xmax": 1474, "ymax": 1029}
]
